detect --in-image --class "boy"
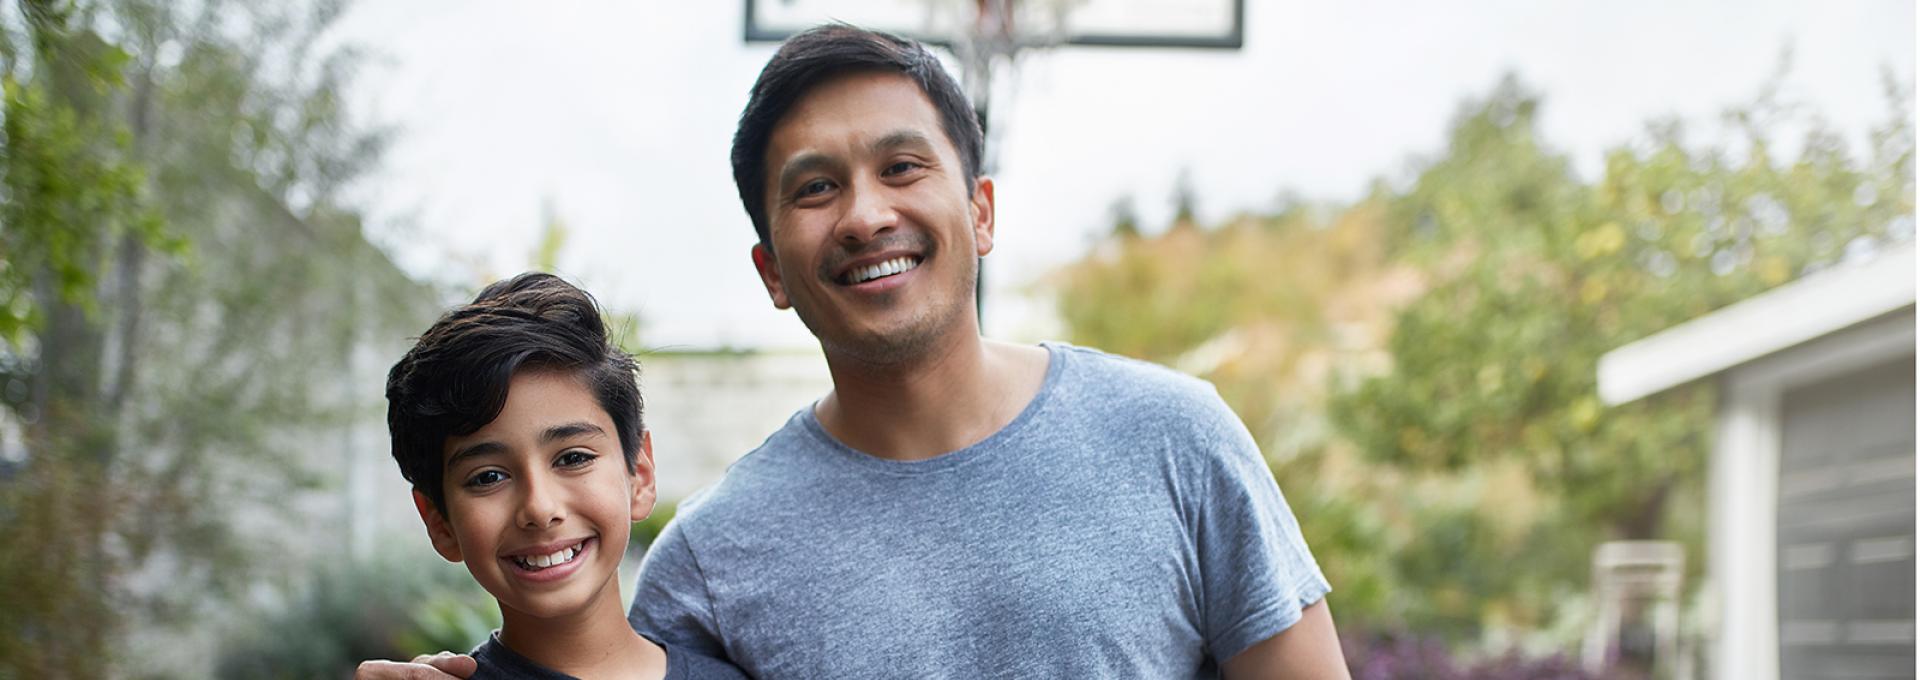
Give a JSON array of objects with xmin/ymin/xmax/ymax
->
[{"xmin": 384, "ymin": 272, "xmax": 745, "ymax": 680}]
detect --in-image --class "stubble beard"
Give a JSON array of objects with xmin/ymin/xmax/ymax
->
[{"xmin": 798, "ymin": 248, "xmax": 977, "ymax": 370}]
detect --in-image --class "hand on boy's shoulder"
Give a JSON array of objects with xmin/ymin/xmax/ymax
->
[{"xmin": 354, "ymin": 651, "xmax": 477, "ymax": 680}]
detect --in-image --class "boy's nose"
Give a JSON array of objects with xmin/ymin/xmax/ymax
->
[{"xmin": 515, "ymin": 480, "xmax": 564, "ymax": 529}]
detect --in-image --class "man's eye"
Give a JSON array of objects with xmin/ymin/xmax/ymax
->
[
  {"xmin": 557, "ymin": 450, "xmax": 597, "ymax": 468},
  {"xmin": 464, "ymin": 470, "xmax": 507, "ymax": 488},
  {"xmin": 797, "ymin": 179, "xmax": 833, "ymax": 197},
  {"xmin": 884, "ymin": 161, "xmax": 920, "ymax": 176}
]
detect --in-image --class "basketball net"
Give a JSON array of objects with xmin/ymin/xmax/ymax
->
[
  {"xmin": 920, "ymin": 0, "xmax": 1080, "ymax": 321},
  {"xmin": 937, "ymin": 0, "xmax": 1079, "ymax": 174}
]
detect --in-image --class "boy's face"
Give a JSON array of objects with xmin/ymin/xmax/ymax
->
[{"xmin": 413, "ymin": 369, "xmax": 654, "ymax": 621}]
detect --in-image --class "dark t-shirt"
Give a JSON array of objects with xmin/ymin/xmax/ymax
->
[{"xmin": 469, "ymin": 631, "xmax": 747, "ymax": 680}]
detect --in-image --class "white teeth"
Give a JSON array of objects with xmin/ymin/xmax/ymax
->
[
  {"xmin": 512, "ymin": 543, "xmax": 582, "ymax": 570},
  {"xmin": 848, "ymin": 256, "xmax": 919, "ymax": 284}
]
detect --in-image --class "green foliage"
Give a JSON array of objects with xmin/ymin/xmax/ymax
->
[
  {"xmin": 0, "ymin": 76, "xmax": 165, "ymax": 341},
  {"xmin": 0, "ymin": 1, "xmax": 439, "ymax": 676},
  {"xmin": 1328, "ymin": 70, "xmax": 1909, "ymax": 638},
  {"xmin": 214, "ymin": 554, "xmax": 496, "ymax": 680},
  {"xmin": 632, "ymin": 498, "xmax": 679, "ymax": 550},
  {"xmin": 1050, "ymin": 69, "xmax": 1914, "ymax": 647}
]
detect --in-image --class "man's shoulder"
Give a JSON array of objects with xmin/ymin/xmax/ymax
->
[
  {"xmin": 1043, "ymin": 343, "xmax": 1258, "ymax": 475},
  {"xmin": 659, "ymin": 408, "xmax": 823, "ymax": 532},
  {"xmin": 1046, "ymin": 342, "xmax": 1227, "ymax": 416}
]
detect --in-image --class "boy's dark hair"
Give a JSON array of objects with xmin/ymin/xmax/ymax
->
[
  {"xmin": 385, "ymin": 272, "xmax": 643, "ymax": 514},
  {"xmin": 731, "ymin": 23, "xmax": 985, "ymax": 244}
]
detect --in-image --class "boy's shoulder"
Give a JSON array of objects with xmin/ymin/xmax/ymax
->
[
  {"xmin": 468, "ymin": 633, "xmax": 573, "ymax": 680},
  {"xmin": 468, "ymin": 632, "xmax": 749, "ymax": 680}
]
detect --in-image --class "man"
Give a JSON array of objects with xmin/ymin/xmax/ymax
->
[{"xmin": 362, "ymin": 24, "xmax": 1348, "ymax": 679}]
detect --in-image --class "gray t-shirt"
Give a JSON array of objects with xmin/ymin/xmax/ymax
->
[{"xmin": 629, "ymin": 343, "xmax": 1330, "ymax": 678}]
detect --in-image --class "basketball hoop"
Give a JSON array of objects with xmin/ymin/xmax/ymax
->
[
  {"xmin": 742, "ymin": 0, "xmax": 1245, "ymax": 318},
  {"xmin": 948, "ymin": 0, "xmax": 1078, "ymax": 174}
]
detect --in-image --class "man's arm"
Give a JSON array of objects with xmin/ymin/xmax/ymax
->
[
  {"xmin": 353, "ymin": 652, "xmax": 476, "ymax": 680},
  {"xmin": 1221, "ymin": 600, "xmax": 1350, "ymax": 680}
]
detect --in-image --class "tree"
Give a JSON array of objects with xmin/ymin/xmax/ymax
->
[
  {"xmin": 1050, "ymin": 69, "xmax": 1915, "ymax": 645},
  {"xmin": 1329, "ymin": 70, "xmax": 1911, "ymax": 637},
  {"xmin": 0, "ymin": 1, "xmax": 437, "ymax": 676}
]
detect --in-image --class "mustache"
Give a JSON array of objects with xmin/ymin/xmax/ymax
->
[{"xmin": 816, "ymin": 232, "xmax": 935, "ymax": 282}]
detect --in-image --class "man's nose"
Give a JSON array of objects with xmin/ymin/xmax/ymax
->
[{"xmin": 834, "ymin": 177, "xmax": 899, "ymax": 245}]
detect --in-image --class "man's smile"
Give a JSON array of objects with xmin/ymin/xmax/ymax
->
[{"xmin": 840, "ymin": 255, "xmax": 922, "ymax": 285}]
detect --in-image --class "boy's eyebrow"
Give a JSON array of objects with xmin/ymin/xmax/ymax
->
[
  {"xmin": 541, "ymin": 421, "xmax": 607, "ymax": 444},
  {"xmin": 445, "ymin": 441, "xmax": 505, "ymax": 471},
  {"xmin": 442, "ymin": 423, "xmax": 606, "ymax": 471}
]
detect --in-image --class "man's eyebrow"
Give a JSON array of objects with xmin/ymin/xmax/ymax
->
[
  {"xmin": 541, "ymin": 421, "xmax": 606, "ymax": 444},
  {"xmin": 776, "ymin": 153, "xmax": 840, "ymax": 193},
  {"xmin": 870, "ymin": 129, "xmax": 934, "ymax": 155},
  {"xmin": 444, "ymin": 441, "xmax": 505, "ymax": 472}
]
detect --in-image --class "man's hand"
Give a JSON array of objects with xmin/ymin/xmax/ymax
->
[{"xmin": 353, "ymin": 652, "xmax": 478, "ymax": 680}]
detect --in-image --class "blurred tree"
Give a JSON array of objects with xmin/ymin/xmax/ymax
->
[
  {"xmin": 1331, "ymin": 69, "xmax": 1912, "ymax": 638},
  {"xmin": 214, "ymin": 553, "xmax": 495, "ymax": 680},
  {"xmin": 1051, "ymin": 68, "xmax": 1914, "ymax": 648},
  {"xmin": 0, "ymin": 1, "xmax": 436, "ymax": 676}
]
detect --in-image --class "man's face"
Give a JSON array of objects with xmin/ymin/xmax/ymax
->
[
  {"xmin": 414, "ymin": 370, "xmax": 654, "ymax": 622},
  {"xmin": 752, "ymin": 70, "xmax": 995, "ymax": 364}
]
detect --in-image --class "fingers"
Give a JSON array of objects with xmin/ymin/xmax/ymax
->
[
  {"xmin": 354, "ymin": 653, "xmax": 475, "ymax": 680},
  {"xmin": 421, "ymin": 652, "xmax": 479, "ymax": 678}
]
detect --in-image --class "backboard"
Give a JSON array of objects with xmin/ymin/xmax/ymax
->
[{"xmin": 743, "ymin": 0, "xmax": 1245, "ymax": 49}]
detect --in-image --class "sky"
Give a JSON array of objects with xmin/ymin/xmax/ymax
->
[{"xmin": 333, "ymin": 0, "xmax": 1915, "ymax": 350}]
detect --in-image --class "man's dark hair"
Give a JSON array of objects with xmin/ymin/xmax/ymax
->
[
  {"xmin": 732, "ymin": 23, "xmax": 985, "ymax": 244},
  {"xmin": 385, "ymin": 272, "xmax": 644, "ymax": 514}
]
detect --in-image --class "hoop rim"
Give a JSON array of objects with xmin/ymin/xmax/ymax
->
[{"xmin": 741, "ymin": 0, "xmax": 1245, "ymax": 50}]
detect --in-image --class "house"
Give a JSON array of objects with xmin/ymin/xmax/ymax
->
[{"xmin": 1598, "ymin": 242, "xmax": 1915, "ymax": 680}]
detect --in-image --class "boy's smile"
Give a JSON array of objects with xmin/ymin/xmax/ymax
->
[
  {"xmin": 415, "ymin": 369, "xmax": 655, "ymax": 621},
  {"xmin": 500, "ymin": 536, "xmax": 594, "ymax": 583}
]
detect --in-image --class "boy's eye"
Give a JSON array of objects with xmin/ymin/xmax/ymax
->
[
  {"xmin": 464, "ymin": 469, "xmax": 507, "ymax": 489},
  {"xmin": 556, "ymin": 450, "xmax": 597, "ymax": 468}
]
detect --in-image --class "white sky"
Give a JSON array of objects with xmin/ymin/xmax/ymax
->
[{"xmin": 334, "ymin": 0, "xmax": 1915, "ymax": 350}]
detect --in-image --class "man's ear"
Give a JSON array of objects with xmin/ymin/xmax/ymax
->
[
  {"xmin": 750, "ymin": 243, "xmax": 791, "ymax": 310},
  {"xmin": 412, "ymin": 489, "xmax": 464, "ymax": 563},
  {"xmin": 628, "ymin": 430, "xmax": 658, "ymax": 522},
  {"xmin": 970, "ymin": 176, "xmax": 996, "ymax": 257}
]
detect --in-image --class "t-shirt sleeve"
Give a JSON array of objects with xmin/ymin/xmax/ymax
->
[
  {"xmin": 628, "ymin": 517, "xmax": 729, "ymax": 659},
  {"xmin": 1185, "ymin": 387, "xmax": 1332, "ymax": 662}
]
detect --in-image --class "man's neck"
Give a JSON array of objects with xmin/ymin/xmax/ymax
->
[
  {"xmin": 816, "ymin": 334, "xmax": 1050, "ymax": 461},
  {"xmin": 496, "ymin": 581, "xmax": 665, "ymax": 680}
]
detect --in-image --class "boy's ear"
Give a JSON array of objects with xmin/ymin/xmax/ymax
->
[
  {"xmin": 412, "ymin": 489, "xmax": 464, "ymax": 563},
  {"xmin": 629, "ymin": 430, "xmax": 658, "ymax": 521},
  {"xmin": 750, "ymin": 243, "xmax": 791, "ymax": 310}
]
